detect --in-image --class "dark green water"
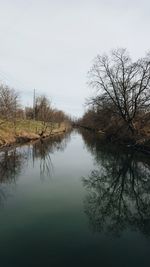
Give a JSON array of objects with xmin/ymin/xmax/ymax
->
[{"xmin": 0, "ymin": 130, "xmax": 150, "ymax": 267}]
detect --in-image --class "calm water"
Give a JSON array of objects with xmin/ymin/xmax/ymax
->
[{"xmin": 0, "ymin": 130, "xmax": 150, "ymax": 267}]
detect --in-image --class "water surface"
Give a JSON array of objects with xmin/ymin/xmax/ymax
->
[{"xmin": 0, "ymin": 130, "xmax": 150, "ymax": 267}]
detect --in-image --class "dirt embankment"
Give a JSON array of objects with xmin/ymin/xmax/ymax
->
[{"xmin": 0, "ymin": 120, "xmax": 71, "ymax": 149}]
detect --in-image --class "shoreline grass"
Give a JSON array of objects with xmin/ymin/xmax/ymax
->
[{"xmin": 0, "ymin": 119, "xmax": 68, "ymax": 148}]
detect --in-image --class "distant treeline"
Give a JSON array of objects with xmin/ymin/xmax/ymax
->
[{"xmin": 0, "ymin": 84, "xmax": 71, "ymax": 125}]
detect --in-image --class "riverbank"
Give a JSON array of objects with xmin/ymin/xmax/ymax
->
[
  {"xmin": 0, "ymin": 119, "xmax": 70, "ymax": 149},
  {"xmin": 76, "ymin": 125, "xmax": 150, "ymax": 155}
]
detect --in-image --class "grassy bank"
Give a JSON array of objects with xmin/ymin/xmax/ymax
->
[{"xmin": 0, "ymin": 119, "xmax": 69, "ymax": 148}]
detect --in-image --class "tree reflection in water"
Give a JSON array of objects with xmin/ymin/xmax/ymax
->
[
  {"xmin": 0, "ymin": 132, "xmax": 70, "ymax": 183},
  {"xmin": 0, "ymin": 148, "xmax": 24, "ymax": 202},
  {"xmin": 0, "ymin": 149, "xmax": 24, "ymax": 183},
  {"xmin": 81, "ymin": 130, "xmax": 150, "ymax": 237},
  {"xmin": 0, "ymin": 132, "xmax": 71, "ymax": 202},
  {"xmin": 32, "ymin": 133, "xmax": 70, "ymax": 180}
]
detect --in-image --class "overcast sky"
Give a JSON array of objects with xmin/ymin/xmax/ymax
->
[{"xmin": 0, "ymin": 0, "xmax": 150, "ymax": 117}]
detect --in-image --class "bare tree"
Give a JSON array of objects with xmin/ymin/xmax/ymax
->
[
  {"xmin": 35, "ymin": 95, "xmax": 50, "ymax": 121},
  {"xmin": 25, "ymin": 107, "xmax": 34, "ymax": 120},
  {"xmin": 89, "ymin": 48, "xmax": 150, "ymax": 133},
  {"xmin": 34, "ymin": 95, "xmax": 55, "ymax": 134},
  {"xmin": 0, "ymin": 84, "xmax": 19, "ymax": 126}
]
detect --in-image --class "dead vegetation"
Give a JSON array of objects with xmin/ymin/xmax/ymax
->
[{"xmin": 0, "ymin": 119, "xmax": 69, "ymax": 148}]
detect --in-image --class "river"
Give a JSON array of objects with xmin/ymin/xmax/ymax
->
[{"xmin": 0, "ymin": 129, "xmax": 150, "ymax": 267}]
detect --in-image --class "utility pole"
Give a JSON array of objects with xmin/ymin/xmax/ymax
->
[{"xmin": 33, "ymin": 88, "xmax": 36, "ymax": 120}]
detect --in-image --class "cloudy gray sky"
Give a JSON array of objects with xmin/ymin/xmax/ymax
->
[{"xmin": 0, "ymin": 0, "xmax": 149, "ymax": 117}]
